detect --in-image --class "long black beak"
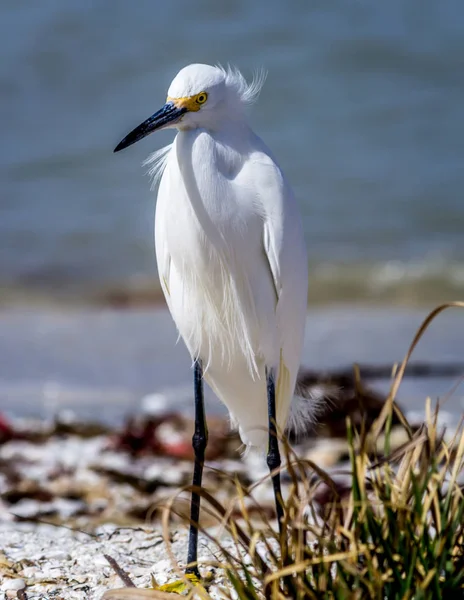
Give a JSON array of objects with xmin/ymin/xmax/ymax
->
[{"xmin": 114, "ymin": 102, "xmax": 187, "ymax": 153}]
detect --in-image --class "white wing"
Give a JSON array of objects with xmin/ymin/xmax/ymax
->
[{"xmin": 251, "ymin": 146, "xmax": 308, "ymax": 429}]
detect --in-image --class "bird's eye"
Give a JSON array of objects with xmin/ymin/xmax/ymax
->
[{"xmin": 196, "ymin": 92, "xmax": 208, "ymax": 105}]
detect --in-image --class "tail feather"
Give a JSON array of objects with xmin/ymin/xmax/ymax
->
[{"xmin": 285, "ymin": 381, "xmax": 337, "ymax": 441}]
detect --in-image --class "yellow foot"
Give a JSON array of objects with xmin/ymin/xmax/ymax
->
[
  {"xmin": 101, "ymin": 572, "xmax": 214, "ymax": 599},
  {"xmin": 157, "ymin": 573, "xmax": 199, "ymax": 594},
  {"xmin": 156, "ymin": 572, "xmax": 213, "ymax": 595},
  {"xmin": 102, "ymin": 588, "xmax": 188, "ymax": 599}
]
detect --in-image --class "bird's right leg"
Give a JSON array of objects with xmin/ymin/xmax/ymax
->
[
  {"xmin": 157, "ymin": 361, "xmax": 207, "ymax": 592},
  {"xmin": 185, "ymin": 359, "xmax": 208, "ymax": 578}
]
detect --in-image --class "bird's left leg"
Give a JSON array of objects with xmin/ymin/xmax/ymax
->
[
  {"xmin": 266, "ymin": 369, "xmax": 292, "ymax": 596},
  {"xmin": 185, "ymin": 359, "xmax": 208, "ymax": 578},
  {"xmin": 266, "ymin": 368, "xmax": 284, "ymax": 535}
]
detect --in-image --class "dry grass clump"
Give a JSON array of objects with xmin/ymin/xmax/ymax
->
[
  {"xmin": 156, "ymin": 303, "xmax": 464, "ymax": 599},
  {"xmin": 182, "ymin": 415, "xmax": 463, "ymax": 599}
]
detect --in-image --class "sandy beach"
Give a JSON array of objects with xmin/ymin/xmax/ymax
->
[{"xmin": 1, "ymin": 383, "xmax": 463, "ymax": 599}]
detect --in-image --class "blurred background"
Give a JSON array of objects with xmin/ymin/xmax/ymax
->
[{"xmin": 1, "ymin": 0, "xmax": 463, "ymax": 421}]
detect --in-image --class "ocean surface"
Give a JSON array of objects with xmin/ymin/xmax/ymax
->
[{"xmin": 1, "ymin": 0, "xmax": 464, "ymax": 306}]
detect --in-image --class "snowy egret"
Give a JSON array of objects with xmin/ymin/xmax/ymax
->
[{"xmin": 114, "ymin": 64, "xmax": 308, "ymax": 576}]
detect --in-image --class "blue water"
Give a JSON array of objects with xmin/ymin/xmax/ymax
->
[{"xmin": 1, "ymin": 0, "xmax": 464, "ymax": 305}]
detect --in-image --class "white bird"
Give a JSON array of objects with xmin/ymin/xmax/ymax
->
[{"xmin": 114, "ymin": 63, "xmax": 308, "ymax": 577}]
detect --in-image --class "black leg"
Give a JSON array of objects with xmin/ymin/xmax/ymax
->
[
  {"xmin": 185, "ymin": 359, "xmax": 207, "ymax": 577},
  {"xmin": 266, "ymin": 369, "xmax": 284, "ymax": 535}
]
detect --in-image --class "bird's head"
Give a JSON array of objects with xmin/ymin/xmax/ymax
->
[{"xmin": 114, "ymin": 63, "xmax": 265, "ymax": 152}]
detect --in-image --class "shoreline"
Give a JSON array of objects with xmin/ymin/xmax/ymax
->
[
  {"xmin": 1, "ymin": 260, "xmax": 464, "ymax": 311},
  {"xmin": 0, "ymin": 304, "xmax": 463, "ymax": 422}
]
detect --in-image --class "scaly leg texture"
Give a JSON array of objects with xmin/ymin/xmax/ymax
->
[
  {"xmin": 267, "ymin": 366, "xmax": 293, "ymax": 597},
  {"xmin": 186, "ymin": 359, "xmax": 208, "ymax": 577},
  {"xmin": 266, "ymin": 369, "xmax": 284, "ymax": 534}
]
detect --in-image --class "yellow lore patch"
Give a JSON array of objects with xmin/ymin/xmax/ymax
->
[{"xmin": 167, "ymin": 91, "xmax": 208, "ymax": 112}]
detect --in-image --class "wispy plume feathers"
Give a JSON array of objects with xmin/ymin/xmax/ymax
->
[
  {"xmin": 143, "ymin": 143, "xmax": 173, "ymax": 190},
  {"xmin": 217, "ymin": 64, "xmax": 267, "ymax": 108}
]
